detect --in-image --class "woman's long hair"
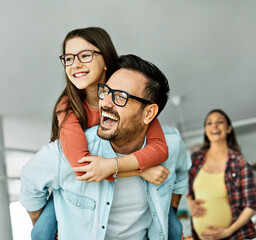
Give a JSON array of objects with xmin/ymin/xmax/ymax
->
[
  {"xmin": 201, "ymin": 109, "xmax": 241, "ymax": 153},
  {"xmin": 50, "ymin": 27, "xmax": 118, "ymax": 142}
]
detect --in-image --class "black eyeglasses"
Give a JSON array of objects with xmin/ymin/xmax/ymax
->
[
  {"xmin": 59, "ymin": 50, "xmax": 102, "ymax": 66},
  {"xmin": 97, "ymin": 83, "xmax": 152, "ymax": 107}
]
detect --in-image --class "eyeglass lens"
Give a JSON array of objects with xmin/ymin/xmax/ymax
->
[
  {"xmin": 98, "ymin": 85, "xmax": 128, "ymax": 107},
  {"xmin": 62, "ymin": 50, "xmax": 94, "ymax": 66}
]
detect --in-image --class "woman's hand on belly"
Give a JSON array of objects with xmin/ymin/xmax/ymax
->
[
  {"xmin": 201, "ymin": 225, "xmax": 231, "ymax": 240},
  {"xmin": 187, "ymin": 195, "xmax": 207, "ymax": 218}
]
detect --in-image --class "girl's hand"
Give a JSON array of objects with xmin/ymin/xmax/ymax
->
[
  {"xmin": 187, "ymin": 195, "xmax": 207, "ymax": 218},
  {"xmin": 201, "ymin": 226, "xmax": 231, "ymax": 240},
  {"xmin": 72, "ymin": 156, "xmax": 116, "ymax": 182},
  {"xmin": 139, "ymin": 165, "xmax": 170, "ymax": 185}
]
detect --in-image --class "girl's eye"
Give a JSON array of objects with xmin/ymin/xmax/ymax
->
[
  {"xmin": 65, "ymin": 57, "xmax": 73, "ymax": 62},
  {"xmin": 81, "ymin": 54, "xmax": 90, "ymax": 58},
  {"xmin": 206, "ymin": 122, "xmax": 212, "ymax": 126}
]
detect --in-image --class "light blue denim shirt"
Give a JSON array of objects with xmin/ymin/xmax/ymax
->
[{"xmin": 20, "ymin": 125, "xmax": 191, "ymax": 240}]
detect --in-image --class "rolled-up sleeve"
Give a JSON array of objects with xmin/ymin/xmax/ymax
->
[
  {"xmin": 19, "ymin": 142, "xmax": 61, "ymax": 211},
  {"xmin": 162, "ymin": 125, "xmax": 191, "ymax": 195},
  {"xmin": 173, "ymin": 136, "xmax": 191, "ymax": 194}
]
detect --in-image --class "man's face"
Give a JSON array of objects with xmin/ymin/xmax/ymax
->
[{"xmin": 97, "ymin": 68, "xmax": 147, "ymax": 147}]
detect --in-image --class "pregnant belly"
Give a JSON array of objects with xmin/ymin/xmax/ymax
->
[{"xmin": 192, "ymin": 199, "xmax": 232, "ymax": 239}]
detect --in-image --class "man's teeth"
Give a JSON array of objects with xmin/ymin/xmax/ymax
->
[
  {"xmin": 74, "ymin": 73, "xmax": 86, "ymax": 77},
  {"xmin": 102, "ymin": 112, "xmax": 118, "ymax": 121}
]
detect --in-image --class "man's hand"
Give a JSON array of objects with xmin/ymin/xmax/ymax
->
[
  {"xmin": 139, "ymin": 165, "xmax": 170, "ymax": 185},
  {"xmin": 28, "ymin": 209, "xmax": 43, "ymax": 225},
  {"xmin": 201, "ymin": 226, "xmax": 232, "ymax": 240},
  {"xmin": 72, "ymin": 156, "xmax": 116, "ymax": 182},
  {"xmin": 187, "ymin": 195, "xmax": 207, "ymax": 218}
]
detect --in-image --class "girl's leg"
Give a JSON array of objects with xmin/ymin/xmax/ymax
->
[
  {"xmin": 168, "ymin": 206, "xmax": 183, "ymax": 240},
  {"xmin": 31, "ymin": 193, "xmax": 57, "ymax": 240}
]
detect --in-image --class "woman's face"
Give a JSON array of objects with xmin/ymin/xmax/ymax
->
[
  {"xmin": 205, "ymin": 112, "xmax": 232, "ymax": 143},
  {"xmin": 64, "ymin": 37, "xmax": 107, "ymax": 91}
]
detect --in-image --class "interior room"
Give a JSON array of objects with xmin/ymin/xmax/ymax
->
[{"xmin": 1, "ymin": 1, "xmax": 256, "ymax": 239}]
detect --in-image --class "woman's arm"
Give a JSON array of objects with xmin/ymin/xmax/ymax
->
[{"xmin": 201, "ymin": 207, "xmax": 255, "ymax": 239}]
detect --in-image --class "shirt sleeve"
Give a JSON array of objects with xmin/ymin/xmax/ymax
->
[
  {"xmin": 57, "ymin": 98, "xmax": 114, "ymax": 181},
  {"xmin": 19, "ymin": 143, "xmax": 61, "ymax": 211},
  {"xmin": 172, "ymin": 135, "xmax": 192, "ymax": 194},
  {"xmin": 240, "ymin": 159, "xmax": 256, "ymax": 211},
  {"xmin": 57, "ymin": 98, "xmax": 91, "ymax": 177},
  {"xmin": 133, "ymin": 118, "xmax": 169, "ymax": 170}
]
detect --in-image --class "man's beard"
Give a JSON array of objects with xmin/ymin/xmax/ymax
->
[{"xmin": 97, "ymin": 109, "xmax": 145, "ymax": 147}]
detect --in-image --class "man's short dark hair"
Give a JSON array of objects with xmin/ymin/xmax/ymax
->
[{"xmin": 117, "ymin": 54, "xmax": 170, "ymax": 118}]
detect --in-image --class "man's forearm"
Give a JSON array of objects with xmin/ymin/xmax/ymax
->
[
  {"xmin": 28, "ymin": 208, "xmax": 43, "ymax": 225},
  {"xmin": 171, "ymin": 193, "xmax": 182, "ymax": 213}
]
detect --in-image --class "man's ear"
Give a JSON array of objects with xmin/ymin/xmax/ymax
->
[{"xmin": 143, "ymin": 104, "xmax": 159, "ymax": 125}]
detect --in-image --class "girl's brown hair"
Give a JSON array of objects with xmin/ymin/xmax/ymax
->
[
  {"xmin": 51, "ymin": 27, "xmax": 118, "ymax": 142},
  {"xmin": 201, "ymin": 109, "xmax": 241, "ymax": 153}
]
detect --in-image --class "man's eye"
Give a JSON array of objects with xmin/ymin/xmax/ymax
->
[
  {"xmin": 206, "ymin": 122, "xmax": 212, "ymax": 126},
  {"xmin": 116, "ymin": 95, "xmax": 126, "ymax": 102}
]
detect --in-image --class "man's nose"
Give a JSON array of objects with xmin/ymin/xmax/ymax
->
[{"xmin": 101, "ymin": 93, "xmax": 115, "ymax": 108}]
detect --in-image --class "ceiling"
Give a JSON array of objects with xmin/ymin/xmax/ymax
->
[{"xmin": 1, "ymin": 0, "xmax": 256, "ymax": 152}]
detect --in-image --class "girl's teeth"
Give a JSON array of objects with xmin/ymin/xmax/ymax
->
[{"xmin": 75, "ymin": 73, "xmax": 86, "ymax": 77}]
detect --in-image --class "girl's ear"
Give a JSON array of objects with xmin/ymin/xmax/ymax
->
[
  {"xmin": 143, "ymin": 104, "xmax": 159, "ymax": 125},
  {"xmin": 104, "ymin": 66, "xmax": 107, "ymax": 71}
]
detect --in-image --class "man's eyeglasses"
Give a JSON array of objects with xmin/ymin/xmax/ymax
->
[
  {"xmin": 97, "ymin": 83, "xmax": 152, "ymax": 107},
  {"xmin": 59, "ymin": 50, "xmax": 102, "ymax": 66}
]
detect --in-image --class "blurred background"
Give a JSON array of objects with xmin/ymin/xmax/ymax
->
[{"xmin": 1, "ymin": 0, "xmax": 256, "ymax": 239}]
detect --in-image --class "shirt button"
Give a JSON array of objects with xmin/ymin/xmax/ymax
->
[
  {"xmin": 77, "ymin": 202, "xmax": 81, "ymax": 207},
  {"xmin": 232, "ymin": 173, "xmax": 236, "ymax": 177},
  {"xmin": 147, "ymin": 191, "xmax": 150, "ymax": 195},
  {"xmin": 169, "ymin": 186, "xmax": 172, "ymax": 190},
  {"xmin": 159, "ymin": 232, "xmax": 163, "ymax": 236},
  {"xmin": 102, "ymin": 226, "xmax": 105, "ymax": 229},
  {"xmin": 106, "ymin": 202, "xmax": 110, "ymax": 205},
  {"xmin": 153, "ymin": 213, "xmax": 156, "ymax": 217}
]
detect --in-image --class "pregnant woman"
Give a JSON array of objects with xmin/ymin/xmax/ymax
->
[{"xmin": 187, "ymin": 109, "xmax": 256, "ymax": 240}]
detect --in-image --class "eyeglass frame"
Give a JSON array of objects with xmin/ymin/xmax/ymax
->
[
  {"xmin": 97, "ymin": 83, "xmax": 153, "ymax": 107},
  {"xmin": 59, "ymin": 49, "xmax": 102, "ymax": 66}
]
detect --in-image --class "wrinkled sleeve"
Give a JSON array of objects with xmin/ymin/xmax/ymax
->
[
  {"xmin": 172, "ymin": 135, "xmax": 191, "ymax": 194},
  {"xmin": 133, "ymin": 118, "xmax": 169, "ymax": 170},
  {"xmin": 19, "ymin": 143, "xmax": 61, "ymax": 212},
  {"xmin": 240, "ymin": 160, "xmax": 256, "ymax": 211}
]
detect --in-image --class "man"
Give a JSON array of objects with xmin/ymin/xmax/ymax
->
[{"xmin": 20, "ymin": 55, "xmax": 191, "ymax": 240}]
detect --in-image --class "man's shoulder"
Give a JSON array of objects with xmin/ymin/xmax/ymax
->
[
  {"xmin": 84, "ymin": 125, "xmax": 100, "ymax": 144},
  {"xmin": 161, "ymin": 124, "xmax": 191, "ymax": 168},
  {"xmin": 161, "ymin": 125, "xmax": 182, "ymax": 146}
]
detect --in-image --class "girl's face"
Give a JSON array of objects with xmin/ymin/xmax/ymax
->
[
  {"xmin": 205, "ymin": 112, "xmax": 232, "ymax": 143},
  {"xmin": 65, "ymin": 37, "xmax": 107, "ymax": 91}
]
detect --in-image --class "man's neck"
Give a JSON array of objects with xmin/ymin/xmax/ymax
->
[{"xmin": 110, "ymin": 131, "xmax": 146, "ymax": 155}]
